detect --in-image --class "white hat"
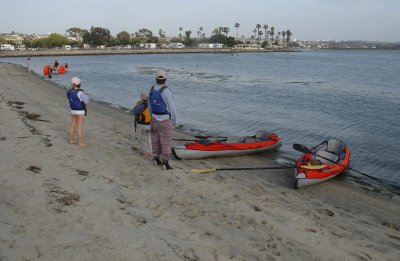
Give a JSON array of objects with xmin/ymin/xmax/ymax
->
[
  {"xmin": 140, "ymin": 92, "xmax": 148, "ymax": 100},
  {"xmin": 156, "ymin": 70, "xmax": 167, "ymax": 80},
  {"xmin": 71, "ymin": 77, "xmax": 81, "ymax": 85}
]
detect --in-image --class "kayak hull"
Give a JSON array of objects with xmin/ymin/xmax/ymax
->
[
  {"xmin": 294, "ymin": 140, "xmax": 351, "ymax": 189},
  {"xmin": 172, "ymin": 132, "xmax": 281, "ymax": 160}
]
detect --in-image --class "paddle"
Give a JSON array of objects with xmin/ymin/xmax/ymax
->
[
  {"xmin": 192, "ymin": 166, "xmax": 295, "ymax": 173},
  {"xmin": 192, "ymin": 163, "xmax": 326, "ymax": 173},
  {"xmin": 195, "ymin": 135, "xmax": 227, "ymax": 140},
  {"xmin": 173, "ymin": 137, "xmax": 228, "ymax": 142},
  {"xmin": 293, "ymin": 143, "xmax": 400, "ymax": 190}
]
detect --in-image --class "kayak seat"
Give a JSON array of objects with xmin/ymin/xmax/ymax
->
[
  {"xmin": 243, "ymin": 137, "xmax": 257, "ymax": 143},
  {"xmin": 327, "ymin": 140, "xmax": 345, "ymax": 156},
  {"xmin": 226, "ymin": 137, "xmax": 246, "ymax": 143},
  {"xmin": 315, "ymin": 150, "xmax": 339, "ymax": 164},
  {"xmin": 255, "ymin": 131, "xmax": 269, "ymax": 141}
]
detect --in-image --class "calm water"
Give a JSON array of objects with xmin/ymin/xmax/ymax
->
[{"xmin": 2, "ymin": 50, "xmax": 400, "ymax": 189}]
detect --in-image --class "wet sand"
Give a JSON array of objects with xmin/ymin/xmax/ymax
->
[{"xmin": 0, "ymin": 63, "xmax": 399, "ymax": 260}]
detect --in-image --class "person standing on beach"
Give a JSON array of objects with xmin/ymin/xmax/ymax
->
[
  {"xmin": 149, "ymin": 70, "xmax": 179, "ymax": 170},
  {"xmin": 131, "ymin": 92, "xmax": 152, "ymax": 158},
  {"xmin": 27, "ymin": 58, "xmax": 31, "ymax": 72},
  {"xmin": 67, "ymin": 77, "xmax": 89, "ymax": 145}
]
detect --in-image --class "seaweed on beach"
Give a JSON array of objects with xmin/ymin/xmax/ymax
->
[
  {"xmin": 7, "ymin": 101, "xmax": 25, "ymax": 106},
  {"xmin": 26, "ymin": 165, "xmax": 41, "ymax": 173},
  {"xmin": 383, "ymin": 222, "xmax": 400, "ymax": 231},
  {"xmin": 76, "ymin": 169, "xmax": 89, "ymax": 176},
  {"xmin": 47, "ymin": 185, "xmax": 80, "ymax": 209},
  {"xmin": 18, "ymin": 111, "xmax": 50, "ymax": 122}
]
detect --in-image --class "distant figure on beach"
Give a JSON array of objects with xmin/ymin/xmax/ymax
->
[
  {"xmin": 27, "ymin": 58, "xmax": 31, "ymax": 72},
  {"xmin": 149, "ymin": 70, "xmax": 179, "ymax": 170},
  {"xmin": 131, "ymin": 92, "xmax": 152, "ymax": 158},
  {"xmin": 53, "ymin": 59, "xmax": 59, "ymax": 69},
  {"xmin": 67, "ymin": 77, "xmax": 89, "ymax": 146},
  {"xmin": 48, "ymin": 65, "xmax": 53, "ymax": 79}
]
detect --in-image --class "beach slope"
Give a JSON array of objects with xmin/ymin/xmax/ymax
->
[{"xmin": 0, "ymin": 63, "xmax": 399, "ymax": 260}]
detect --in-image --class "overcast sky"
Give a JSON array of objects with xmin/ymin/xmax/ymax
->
[{"xmin": 1, "ymin": 0, "xmax": 399, "ymax": 42}]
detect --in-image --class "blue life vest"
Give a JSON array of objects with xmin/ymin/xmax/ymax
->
[
  {"xmin": 149, "ymin": 86, "xmax": 169, "ymax": 115},
  {"xmin": 67, "ymin": 89, "xmax": 85, "ymax": 110}
]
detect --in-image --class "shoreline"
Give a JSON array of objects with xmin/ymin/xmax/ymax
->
[
  {"xmin": 0, "ymin": 47, "xmax": 298, "ymax": 58},
  {"xmin": 1, "ymin": 63, "xmax": 399, "ymax": 260}
]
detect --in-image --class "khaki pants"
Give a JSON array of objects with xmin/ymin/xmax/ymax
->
[{"xmin": 137, "ymin": 124, "xmax": 152, "ymax": 157}]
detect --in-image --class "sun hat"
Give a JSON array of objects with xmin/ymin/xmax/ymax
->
[
  {"xmin": 71, "ymin": 77, "xmax": 81, "ymax": 85},
  {"xmin": 156, "ymin": 70, "xmax": 167, "ymax": 80},
  {"xmin": 140, "ymin": 92, "xmax": 148, "ymax": 100}
]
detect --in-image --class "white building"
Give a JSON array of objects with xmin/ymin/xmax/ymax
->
[
  {"xmin": 169, "ymin": 42, "xmax": 185, "ymax": 49},
  {"xmin": 198, "ymin": 43, "xmax": 224, "ymax": 48},
  {"xmin": 233, "ymin": 44, "xmax": 260, "ymax": 49},
  {"xmin": 140, "ymin": 43, "xmax": 156, "ymax": 49},
  {"xmin": 0, "ymin": 44, "xmax": 15, "ymax": 51},
  {"xmin": 61, "ymin": 45, "xmax": 71, "ymax": 50}
]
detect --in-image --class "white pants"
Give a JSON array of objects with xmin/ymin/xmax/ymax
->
[{"xmin": 136, "ymin": 124, "xmax": 152, "ymax": 156}]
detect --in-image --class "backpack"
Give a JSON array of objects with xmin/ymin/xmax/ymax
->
[
  {"xmin": 135, "ymin": 101, "xmax": 151, "ymax": 125},
  {"xmin": 149, "ymin": 86, "xmax": 169, "ymax": 115}
]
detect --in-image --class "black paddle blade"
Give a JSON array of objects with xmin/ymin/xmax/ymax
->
[{"xmin": 293, "ymin": 144, "xmax": 313, "ymax": 154}]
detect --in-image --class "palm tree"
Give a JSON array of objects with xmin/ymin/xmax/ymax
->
[
  {"xmin": 286, "ymin": 30, "xmax": 292, "ymax": 44},
  {"xmin": 222, "ymin": 27, "xmax": 230, "ymax": 37},
  {"xmin": 281, "ymin": 31, "xmax": 286, "ymax": 47},
  {"xmin": 277, "ymin": 32, "xmax": 281, "ymax": 47},
  {"xmin": 256, "ymin": 24, "xmax": 261, "ymax": 40},
  {"xmin": 263, "ymin": 25, "xmax": 268, "ymax": 41},
  {"xmin": 235, "ymin": 22, "xmax": 240, "ymax": 40},
  {"xmin": 258, "ymin": 31, "xmax": 263, "ymax": 41},
  {"xmin": 270, "ymin": 27, "xmax": 275, "ymax": 45},
  {"xmin": 179, "ymin": 27, "xmax": 182, "ymax": 40}
]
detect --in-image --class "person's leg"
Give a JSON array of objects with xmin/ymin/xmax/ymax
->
[
  {"xmin": 76, "ymin": 115, "xmax": 85, "ymax": 145},
  {"xmin": 150, "ymin": 121, "xmax": 162, "ymax": 164},
  {"xmin": 159, "ymin": 119, "xmax": 173, "ymax": 169},
  {"xmin": 144, "ymin": 127, "xmax": 153, "ymax": 157},
  {"xmin": 138, "ymin": 124, "xmax": 152, "ymax": 157},
  {"xmin": 69, "ymin": 115, "xmax": 77, "ymax": 144}
]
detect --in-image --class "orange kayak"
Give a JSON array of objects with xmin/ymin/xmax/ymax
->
[{"xmin": 294, "ymin": 140, "xmax": 351, "ymax": 188}]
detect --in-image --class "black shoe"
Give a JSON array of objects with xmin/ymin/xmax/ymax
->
[
  {"xmin": 154, "ymin": 157, "xmax": 163, "ymax": 165},
  {"xmin": 163, "ymin": 161, "xmax": 173, "ymax": 170}
]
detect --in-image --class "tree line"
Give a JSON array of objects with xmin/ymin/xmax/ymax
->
[{"xmin": 1, "ymin": 24, "xmax": 294, "ymax": 49}]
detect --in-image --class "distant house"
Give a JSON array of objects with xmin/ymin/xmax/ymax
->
[
  {"xmin": 138, "ymin": 43, "xmax": 156, "ymax": 49},
  {"xmin": 198, "ymin": 43, "xmax": 224, "ymax": 48},
  {"xmin": 17, "ymin": 44, "xmax": 27, "ymax": 51},
  {"xmin": 0, "ymin": 44, "xmax": 15, "ymax": 51},
  {"xmin": 169, "ymin": 42, "xmax": 185, "ymax": 49},
  {"xmin": 61, "ymin": 45, "xmax": 71, "ymax": 50},
  {"xmin": 233, "ymin": 44, "xmax": 260, "ymax": 49}
]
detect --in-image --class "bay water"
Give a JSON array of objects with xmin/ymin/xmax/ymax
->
[{"xmin": 2, "ymin": 50, "xmax": 399, "ymax": 189}]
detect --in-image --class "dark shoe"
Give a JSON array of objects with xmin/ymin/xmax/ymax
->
[
  {"xmin": 163, "ymin": 161, "xmax": 173, "ymax": 170},
  {"xmin": 154, "ymin": 157, "xmax": 163, "ymax": 165}
]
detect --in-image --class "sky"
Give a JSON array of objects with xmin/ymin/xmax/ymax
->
[{"xmin": 1, "ymin": 0, "xmax": 400, "ymax": 42}]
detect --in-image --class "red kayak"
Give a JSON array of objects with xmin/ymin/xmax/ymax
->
[
  {"xmin": 294, "ymin": 140, "xmax": 351, "ymax": 188},
  {"xmin": 172, "ymin": 131, "xmax": 281, "ymax": 160}
]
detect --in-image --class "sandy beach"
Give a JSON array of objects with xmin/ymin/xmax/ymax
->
[{"xmin": 0, "ymin": 63, "xmax": 399, "ymax": 260}]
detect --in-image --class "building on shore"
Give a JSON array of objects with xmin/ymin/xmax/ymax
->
[{"xmin": 0, "ymin": 44, "xmax": 15, "ymax": 51}]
